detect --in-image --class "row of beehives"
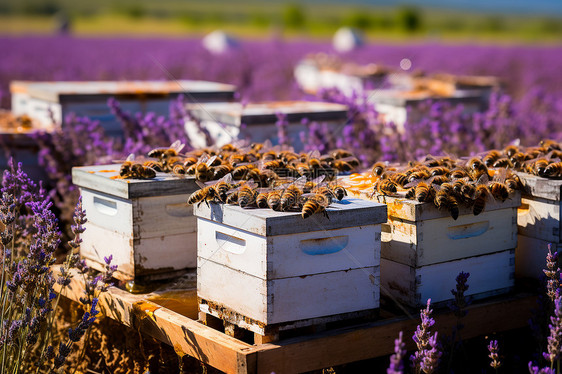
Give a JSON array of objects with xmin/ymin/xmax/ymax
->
[
  {"xmin": 294, "ymin": 53, "xmax": 498, "ymax": 130},
  {"xmin": 71, "ymin": 152, "xmax": 560, "ymax": 336}
]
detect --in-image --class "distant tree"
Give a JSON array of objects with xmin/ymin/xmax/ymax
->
[
  {"xmin": 344, "ymin": 11, "xmax": 372, "ymax": 31},
  {"xmin": 397, "ymin": 7, "xmax": 422, "ymax": 33},
  {"xmin": 283, "ymin": 4, "xmax": 306, "ymax": 29}
]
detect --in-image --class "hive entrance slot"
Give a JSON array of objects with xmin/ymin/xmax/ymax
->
[{"xmin": 216, "ymin": 231, "xmax": 246, "ymax": 254}]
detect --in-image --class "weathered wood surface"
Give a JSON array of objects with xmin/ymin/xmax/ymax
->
[
  {"xmin": 186, "ymin": 101, "xmax": 349, "ymax": 126},
  {"xmin": 11, "ymin": 80, "xmax": 236, "ymax": 103},
  {"xmin": 72, "ymin": 165, "xmax": 199, "ymax": 199},
  {"xmin": 381, "ymin": 249, "xmax": 515, "ymax": 307},
  {"xmin": 198, "ymin": 260, "xmax": 380, "ymax": 327},
  {"xmin": 517, "ymin": 172, "xmax": 562, "ymax": 201},
  {"xmin": 197, "ymin": 219, "xmax": 380, "ymax": 279},
  {"xmin": 54, "ymin": 268, "xmax": 537, "ymax": 374},
  {"xmin": 194, "ymin": 198, "xmax": 387, "ymax": 236},
  {"xmin": 382, "ymin": 207, "xmax": 518, "ymax": 267},
  {"xmin": 518, "ymin": 196, "xmax": 560, "ymax": 243}
]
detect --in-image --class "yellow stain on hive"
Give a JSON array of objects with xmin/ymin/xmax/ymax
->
[
  {"xmin": 98, "ymin": 169, "xmax": 117, "ymax": 173},
  {"xmin": 132, "ymin": 300, "xmax": 161, "ymax": 322}
]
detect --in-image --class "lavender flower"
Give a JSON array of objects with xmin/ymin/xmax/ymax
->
[
  {"xmin": 388, "ymin": 331, "xmax": 406, "ymax": 374},
  {"xmin": 275, "ymin": 112, "xmax": 290, "ymax": 146},
  {"xmin": 411, "ymin": 299, "xmax": 441, "ymax": 373},
  {"xmin": 488, "ymin": 339, "xmax": 501, "ymax": 369},
  {"xmin": 449, "ymin": 271, "xmax": 470, "ymax": 320},
  {"xmin": 528, "ymin": 362, "xmax": 555, "ymax": 374},
  {"xmin": 543, "ymin": 295, "xmax": 562, "ymax": 367},
  {"xmin": 544, "ymin": 245, "xmax": 560, "ymax": 303}
]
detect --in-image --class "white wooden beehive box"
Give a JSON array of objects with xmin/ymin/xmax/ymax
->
[
  {"xmin": 72, "ymin": 164, "xmax": 199, "ymax": 282},
  {"xmin": 516, "ymin": 173, "xmax": 562, "ymax": 279},
  {"xmin": 184, "ymin": 101, "xmax": 348, "ymax": 151},
  {"xmin": 194, "ymin": 198, "xmax": 387, "ymax": 334},
  {"xmin": 355, "ymin": 192, "xmax": 520, "ymax": 307},
  {"xmin": 11, "ymin": 80, "xmax": 236, "ymax": 138},
  {"xmin": 365, "ymin": 89, "xmax": 483, "ymax": 133}
]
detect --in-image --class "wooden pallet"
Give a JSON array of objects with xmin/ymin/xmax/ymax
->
[
  {"xmin": 53, "ymin": 267, "xmax": 537, "ymax": 374},
  {"xmin": 199, "ymin": 297, "xmax": 378, "ymax": 345}
]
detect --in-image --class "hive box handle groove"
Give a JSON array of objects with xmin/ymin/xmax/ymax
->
[
  {"xmin": 300, "ymin": 235, "xmax": 349, "ymax": 255},
  {"xmin": 216, "ymin": 231, "xmax": 246, "ymax": 254},
  {"xmin": 165, "ymin": 203, "xmax": 192, "ymax": 217},
  {"xmin": 93, "ymin": 196, "xmax": 117, "ymax": 216},
  {"xmin": 447, "ymin": 221, "xmax": 489, "ymax": 240}
]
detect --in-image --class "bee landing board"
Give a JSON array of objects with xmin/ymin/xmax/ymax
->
[
  {"xmin": 194, "ymin": 198, "xmax": 387, "ymax": 334},
  {"xmin": 515, "ymin": 173, "xmax": 562, "ymax": 279},
  {"xmin": 72, "ymin": 164, "xmax": 199, "ymax": 282},
  {"xmin": 11, "ymin": 80, "xmax": 236, "ymax": 138},
  {"xmin": 184, "ymin": 101, "xmax": 348, "ymax": 151}
]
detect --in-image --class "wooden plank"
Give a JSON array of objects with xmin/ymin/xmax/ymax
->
[
  {"xmin": 382, "ymin": 207, "xmax": 518, "ymax": 267},
  {"xmin": 517, "ymin": 172, "xmax": 562, "ymax": 201},
  {"xmin": 197, "ymin": 218, "xmax": 380, "ymax": 279},
  {"xmin": 53, "ymin": 268, "xmax": 255, "ymax": 374},
  {"xmin": 518, "ymin": 197, "xmax": 560, "ymax": 243},
  {"xmin": 193, "ymin": 198, "xmax": 387, "ymax": 236},
  {"xmin": 516, "ymin": 235, "xmax": 562, "ymax": 279},
  {"xmin": 72, "ymin": 165, "xmax": 198, "ymax": 199},
  {"xmin": 248, "ymin": 293, "xmax": 536, "ymax": 374}
]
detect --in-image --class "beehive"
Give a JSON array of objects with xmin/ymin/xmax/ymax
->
[
  {"xmin": 184, "ymin": 101, "xmax": 348, "ymax": 151},
  {"xmin": 0, "ymin": 110, "xmax": 52, "ymax": 182},
  {"xmin": 516, "ymin": 173, "xmax": 562, "ymax": 279},
  {"xmin": 194, "ymin": 198, "xmax": 387, "ymax": 336},
  {"xmin": 365, "ymin": 89, "xmax": 483, "ymax": 132},
  {"xmin": 72, "ymin": 164, "xmax": 199, "ymax": 281},
  {"xmin": 11, "ymin": 80, "xmax": 236, "ymax": 138}
]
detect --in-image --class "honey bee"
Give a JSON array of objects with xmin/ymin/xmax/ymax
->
[
  {"xmin": 148, "ymin": 140, "xmax": 185, "ymax": 160},
  {"xmin": 483, "ymin": 150, "xmax": 502, "ymax": 168},
  {"xmin": 228, "ymin": 154, "xmax": 248, "ymax": 167},
  {"xmin": 172, "ymin": 163, "xmax": 187, "ymax": 176},
  {"xmin": 472, "ymin": 184, "xmax": 491, "ymax": 216},
  {"xmin": 450, "ymin": 168, "xmax": 469, "ymax": 180},
  {"xmin": 143, "ymin": 160, "xmax": 164, "ymax": 172},
  {"xmin": 430, "ymin": 167, "xmax": 450, "ymax": 177},
  {"xmin": 301, "ymin": 193, "xmax": 331, "ymax": 219},
  {"xmin": 267, "ymin": 190, "xmax": 283, "ymax": 211},
  {"xmin": 427, "ymin": 175, "xmax": 449, "ymax": 186},
  {"xmin": 187, "ymin": 185, "xmax": 218, "ymax": 207},
  {"xmin": 467, "ymin": 157, "xmax": 489, "ymax": 181},
  {"xmin": 237, "ymin": 180, "xmax": 258, "ymax": 208},
  {"xmin": 263, "ymin": 159, "xmax": 285, "ymax": 171},
  {"xmin": 255, "ymin": 190, "xmax": 270, "ymax": 208},
  {"xmin": 225, "ymin": 191, "xmax": 239, "ymax": 205},
  {"xmin": 332, "ymin": 149, "xmax": 354, "ymax": 159},
  {"xmin": 533, "ymin": 158, "xmax": 549, "ymax": 177},
  {"xmin": 118, "ymin": 154, "xmax": 156, "ymax": 179},
  {"xmin": 540, "ymin": 139, "xmax": 561, "ymax": 152},
  {"xmin": 408, "ymin": 169, "xmax": 431, "ymax": 182},
  {"xmin": 405, "ymin": 186, "xmax": 416, "ymax": 200},
  {"xmin": 386, "ymin": 172, "xmax": 408, "ymax": 187},
  {"xmin": 212, "ymin": 174, "xmax": 235, "ymax": 202},
  {"xmin": 373, "ymin": 180, "xmax": 398, "ymax": 197},
  {"xmin": 280, "ymin": 176, "xmax": 306, "ymax": 211},
  {"xmin": 544, "ymin": 162, "xmax": 562, "ymax": 178},
  {"xmin": 182, "ymin": 156, "xmax": 199, "ymax": 168},
  {"xmin": 232, "ymin": 164, "xmax": 257, "ymax": 180},
  {"xmin": 330, "ymin": 184, "xmax": 347, "ymax": 201},
  {"xmin": 213, "ymin": 163, "xmax": 233, "ymax": 180},
  {"xmin": 504, "ymin": 145, "xmax": 519, "ymax": 158},
  {"xmin": 371, "ymin": 162, "xmax": 386, "ymax": 177},
  {"xmin": 434, "ymin": 188, "xmax": 459, "ymax": 220},
  {"xmin": 330, "ymin": 158, "xmax": 355, "ymax": 173},
  {"xmin": 220, "ymin": 143, "xmax": 239, "ymax": 153},
  {"xmin": 489, "ymin": 181, "xmax": 509, "ymax": 201},
  {"xmin": 492, "ymin": 158, "xmax": 512, "ymax": 168},
  {"xmin": 452, "ymin": 178, "xmax": 475, "ymax": 202}
]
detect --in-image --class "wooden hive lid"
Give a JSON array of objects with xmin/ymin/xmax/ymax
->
[
  {"xmin": 72, "ymin": 164, "xmax": 199, "ymax": 199},
  {"xmin": 193, "ymin": 197, "xmax": 387, "ymax": 236},
  {"xmin": 10, "ymin": 80, "xmax": 236, "ymax": 103},
  {"xmin": 370, "ymin": 192, "xmax": 521, "ymax": 221},
  {"xmin": 516, "ymin": 172, "xmax": 562, "ymax": 201},
  {"xmin": 185, "ymin": 101, "xmax": 349, "ymax": 126}
]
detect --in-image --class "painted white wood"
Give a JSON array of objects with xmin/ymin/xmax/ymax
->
[
  {"xmin": 198, "ymin": 258, "xmax": 379, "ymax": 326},
  {"xmin": 81, "ymin": 221, "xmax": 197, "ymax": 281},
  {"xmin": 73, "ymin": 165, "xmax": 198, "ymax": 199},
  {"xmin": 198, "ymin": 217, "xmax": 380, "ymax": 279},
  {"xmin": 517, "ymin": 172, "xmax": 562, "ymax": 201},
  {"xmin": 382, "ymin": 207, "xmax": 518, "ymax": 267},
  {"xmin": 516, "ymin": 235, "xmax": 561, "ymax": 279},
  {"xmin": 81, "ymin": 188, "xmax": 134, "ymax": 235},
  {"xmin": 194, "ymin": 198, "xmax": 387, "ymax": 236},
  {"xmin": 518, "ymin": 197, "xmax": 560, "ymax": 243},
  {"xmin": 381, "ymin": 249, "xmax": 515, "ymax": 307}
]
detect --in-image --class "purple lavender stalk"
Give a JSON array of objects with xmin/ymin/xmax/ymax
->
[
  {"xmin": 388, "ymin": 331, "xmax": 406, "ymax": 374},
  {"xmin": 488, "ymin": 339, "xmax": 501, "ymax": 370},
  {"xmin": 411, "ymin": 299, "xmax": 441, "ymax": 374}
]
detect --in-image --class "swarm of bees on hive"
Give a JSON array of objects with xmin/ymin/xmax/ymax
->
[
  {"xmin": 116, "ymin": 140, "xmax": 356, "ymax": 219},
  {"xmin": 350, "ymin": 139, "xmax": 562, "ymax": 220}
]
